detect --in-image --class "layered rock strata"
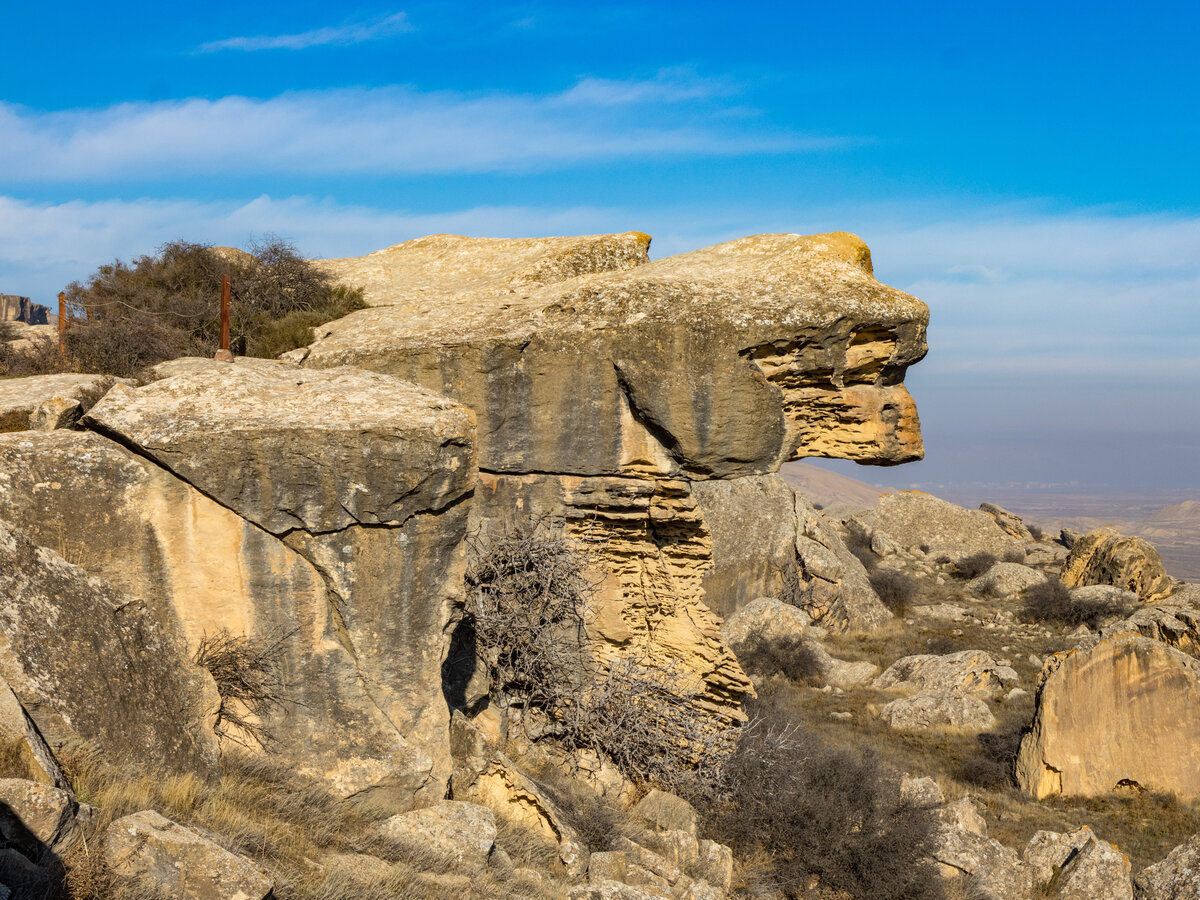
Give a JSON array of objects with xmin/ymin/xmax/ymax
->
[
  {"xmin": 299, "ymin": 231, "xmax": 928, "ymax": 712},
  {"xmin": 1061, "ymin": 527, "xmax": 1177, "ymax": 603}
]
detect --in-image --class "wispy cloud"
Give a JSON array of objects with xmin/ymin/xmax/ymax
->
[
  {"xmin": 0, "ymin": 81, "xmax": 817, "ymax": 182},
  {"xmin": 199, "ymin": 12, "xmax": 411, "ymax": 53}
]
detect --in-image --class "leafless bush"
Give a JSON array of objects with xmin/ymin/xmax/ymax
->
[
  {"xmin": 693, "ymin": 695, "xmax": 945, "ymax": 900},
  {"xmin": 736, "ymin": 632, "xmax": 825, "ymax": 685},
  {"xmin": 870, "ymin": 568, "xmax": 920, "ymax": 615},
  {"xmin": 1020, "ymin": 577, "xmax": 1132, "ymax": 629},
  {"xmin": 193, "ymin": 629, "xmax": 295, "ymax": 748},
  {"xmin": 466, "ymin": 522, "xmax": 593, "ymax": 721},
  {"xmin": 954, "ymin": 552, "xmax": 998, "ymax": 580},
  {"xmin": 467, "ymin": 523, "xmax": 737, "ymax": 792}
]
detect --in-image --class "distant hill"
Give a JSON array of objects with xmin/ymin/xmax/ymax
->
[{"xmin": 779, "ymin": 461, "xmax": 893, "ymax": 509}]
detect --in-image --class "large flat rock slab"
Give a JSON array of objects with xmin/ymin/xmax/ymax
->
[
  {"xmin": 0, "ymin": 373, "xmax": 123, "ymax": 431},
  {"xmin": 1016, "ymin": 634, "xmax": 1200, "ymax": 799},
  {"xmin": 301, "ymin": 231, "xmax": 927, "ymax": 477},
  {"xmin": 86, "ymin": 359, "xmax": 476, "ymax": 535}
]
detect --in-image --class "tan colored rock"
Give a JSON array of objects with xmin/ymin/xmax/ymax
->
[
  {"xmin": 968, "ymin": 562, "xmax": 1047, "ymax": 597},
  {"xmin": 0, "ymin": 518, "xmax": 220, "ymax": 772},
  {"xmin": 1024, "ymin": 826, "xmax": 1132, "ymax": 899},
  {"xmin": 85, "ymin": 362, "xmax": 475, "ymax": 535},
  {"xmin": 694, "ymin": 475, "xmax": 890, "ymax": 631},
  {"xmin": 932, "ymin": 797, "xmax": 1025, "ymax": 900},
  {"xmin": 104, "ymin": 810, "xmax": 273, "ymax": 900},
  {"xmin": 1061, "ymin": 527, "xmax": 1177, "ymax": 602},
  {"xmin": 1136, "ymin": 835, "xmax": 1200, "ymax": 899},
  {"xmin": 873, "ymin": 650, "xmax": 1019, "ymax": 697},
  {"xmin": 632, "ymin": 790, "xmax": 698, "ymax": 837},
  {"xmin": 1113, "ymin": 606, "xmax": 1200, "ymax": 658},
  {"xmin": 0, "ymin": 373, "xmax": 122, "ymax": 432},
  {"xmin": 980, "ymin": 502, "xmax": 1034, "ymax": 541},
  {"xmin": 0, "ymin": 678, "xmax": 66, "ymax": 787},
  {"xmin": 0, "ymin": 779, "xmax": 96, "ymax": 859},
  {"xmin": 859, "ymin": 491, "xmax": 1022, "ymax": 558},
  {"xmin": 380, "ymin": 801, "xmax": 496, "ymax": 868},
  {"xmin": 451, "ymin": 754, "xmax": 587, "ymax": 878},
  {"xmin": 880, "ymin": 692, "xmax": 996, "ymax": 731},
  {"xmin": 304, "ymin": 231, "xmax": 927, "ymax": 476},
  {"xmin": 0, "ymin": 432, "xmax": 446, "ymax": 799},
  {"xmin": 1016, "ymin": 635, "xmax": 1200, "ymax": 799},
  {"xmin": 721, "ymin": 598, "xmax": 810, "ymax": 653}
]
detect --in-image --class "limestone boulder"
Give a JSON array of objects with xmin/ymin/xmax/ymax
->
[
  {"xmin": 858, "ymin": 492, "xmax": 1022, "ymax": 558},
  {"xmin": 968, "ymin": 562, "xmax": 1047, "ymax": 598},
  {"xmin": 85, "ymin": 361, "xmax": 475, "ymax": 535},
  {"xmin": 0, "ymin": 518, "xmax": 219, "ymax": 772},
  {"xmin": 1111, "ymin": 606, "xmax": 1200, "ymax": 658},
  {"xmin": 0, "ymin": 373, "xmax": 123, "ymax": 432},
  {"xmin": 721, "ymin": 598, "xmax": 810, "ymax": 652},
  {"xmin": 873, "ymin": 650, "xmax": 1019, "ymax": 697},
  {"xmin": 880, "ymin": 692, "xmax": 996, "ymax": 731},
  {"xmin": 0, "ymin": 430, "xmax": 454, "ymax": 800},
  {"xmin": 694, "ymin": 475, "xmax": 889, "ymax": 631},
  {"xmin": 932, "ymin": 797, "xmax": 1026, "ymax": 899},
  {"xmin": 380, "ymin": 801, "xmax": 496, "ymax": 868},
  {"xmin": 1024, "ymin": 827, "xmax": 1132, "ymax": 900},
  {"xmin": 979, "ymin": 502, "xmax": 1035, "ymax": 541},
  {"xmin": 1061, "ymin": 527, "xmax": 1176, "ymax": 603},
  {"xmin": 632, "ymin": 790, "xmax": 698, "ymax": 837},
  {"xmin": 0, "ymin": 678, "xmax": 66, "ymax": 787},
  {"xmin": 0, "ymin": 779, "xmax": 96, "ymax": 860},
  {"xmin": 1136, "ymin": 835, "xmax": 1200, "ymax": 899},
  {"xmin": 303, "ymin": 232, "xmax": 927, "ymax": 477},
  {"xmin": 1016, "ymin": 635, "xmax": 1200, "ymax": 799},
  {"xmin": 103, "ymin": 810, "xmax": 273, "ymax": 900}
]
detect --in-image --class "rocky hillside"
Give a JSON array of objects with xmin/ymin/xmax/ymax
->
[{"xmin": 0, "ymin": 231, "xmax": 1197, "ymax": 899}]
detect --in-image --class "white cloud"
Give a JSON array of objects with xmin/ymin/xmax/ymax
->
[
  {"xmin": 199, "ymin": 12, "xmax": 411, "ymax": 52},
  {"xmin": 0, "ymin": 82, "xmax": 816, "ymax": 183}
]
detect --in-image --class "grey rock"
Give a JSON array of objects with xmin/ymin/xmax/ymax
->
[
  {"xmin": 880, "ymin": 691, "xmax": 997, "ymax": 730},
  {"xmin": 874, "ymin": 650, "xmax": 1019, "ymax": 697},
  {"xmin": 968, "ymin": 562, "xmax": 1047, "ymax": 598},
  {"xmin": 380, "ymin": 801, "xmax": 496, "ymax": 869},
  {"xmin": 1136, "ymin": 834, "xmax": 1200, "ymax": 899},
  {"xmin": 1024, "ymin": 826, "xmax": 1132, "ymax": 899}
]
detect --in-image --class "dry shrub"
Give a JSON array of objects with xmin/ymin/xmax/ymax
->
[
  {"xmin": 467, "ymin": 523, "xmax": 736, "ymax": 793},
  {"xmin": 1020, "ymin": 577, "xmax": 1131, "ymax": 629},
  {"xmin": 954, "ymin": 552, "xmax": 998, "ymax": 580},
  {"xmin": 736, "ymin": 632, "xmax": 825, "ymax": 686},
  {"xmin": 870, "ymin": 568, "xmax": 920, "ymax": 615},
  {"xmin": 694, "ymin": 694, "xmax": 945, "ymax": 900},
  {"xmin": 14, "ymin": 237, "xmax": 368, "ymax": 377},
  {"xmin": 193, "ymin": 629, "xmax": 294, "ymax": 748}
]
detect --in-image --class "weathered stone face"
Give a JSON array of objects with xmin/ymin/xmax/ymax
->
[
  {"xmin": 1060, "ymin": 526, "xmax": 1177, "ymax": 603},
  {"xmin": 1016, "ymin": 635, "xmax": 1200, "ymax": 800},
  {"xmin": 856, "ymin": 491, "xmax": 1022, "ymax": 558},
  {"xmin": 0, "ymin": 518, "xmax": 220, "ymax": 773},
  {"xmin": 301, "ymin": 231, "xmax": 927, "ymax": 477},
  {"xmin": 0, "ymin": 424, "xmax": 466, "ymax": 800}
]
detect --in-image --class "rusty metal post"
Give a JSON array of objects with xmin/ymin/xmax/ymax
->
[
  {"xmin": 57, "ymin": 292, "xmax": 66, "ymax": 356},
  {"xmin": 214, "ymin": 274, "xmax": 234, "ymax": 362}
]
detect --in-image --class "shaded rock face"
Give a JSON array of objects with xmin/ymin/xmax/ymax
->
[
  {"xmin": 0, "ymin": 519, "xmax": 220, "ymax": 773},
  {"xmin": 0, "ymin": 296, "xmax": 48, "ymax": 325},
  {"xmin": 303, "ymin": 232, "xmax": 927, "ymax": 477},
  {"xmin": 1113, "ymin": 606, "xmax": 1200, "ymax": 659},
  {"xmin": 301, "ymin": 232, "xmax": 926, "ymax": 718},
  {"xmin": 0, "ymin": 361, "xmax": 478, "ymax": 801},
  {"xmin": 1061, "ymin": 527, "xmax": 1177, "ymax": 603},
  {"xmin": 1016, "ymin": 635, "xmax": 1200, "ymax": 800}
]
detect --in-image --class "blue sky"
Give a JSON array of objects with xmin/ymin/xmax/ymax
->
[{"xmin": 2, "ymin": 1, "xmax": 1198, "ymax": 493}]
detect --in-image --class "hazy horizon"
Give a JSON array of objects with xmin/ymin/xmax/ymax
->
[{"xmin": 3, "ymin": 1, "xmax": 1196, "ymax": 494}]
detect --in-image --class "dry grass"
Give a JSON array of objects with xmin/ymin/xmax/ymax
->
[{"xmin": 59, "ymin": 746, "xmax": 558, "ymax": 900}]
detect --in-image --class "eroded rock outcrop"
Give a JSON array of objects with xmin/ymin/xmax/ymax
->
[
  {"xmin": 1016, "ymin": 635, "xmax": 1200, "ymax": 799},
  {"xmin": 299, "ymin": 232, "xmax": 925, "ymax": 715},
  {"xmin": 0, "ymin": 519, "xmax": 220, "ymax": 772},
  {"xmin": 855, "ymin": 491, "xmax": 1022, "ymax": 559},
  {"xmin": 1061, "ymin": 527, "xmax": 1177, "ymax": 603},
  {"xmin": 0, "ymin": 360, "xmax": 478, "ymax": 801}
]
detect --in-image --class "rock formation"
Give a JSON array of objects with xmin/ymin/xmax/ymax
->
[
  {"xmin": 1061, "ymin": 527, "xmax": 1177, "ymax": 603},
  {"xmin": 853, "ymin": 491, "xmax": 1022, "ymax": 559},
  {"xmin": 0, "ymin": 296, "xmax": 49, "ymax": 325},
  {"xmin": 1016, "ymin": 635, "xmax": 1200, "ymax": 799},
  {"xmin": 297, "ymin": 231, "xmax": 927, "ymax": 715}
]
